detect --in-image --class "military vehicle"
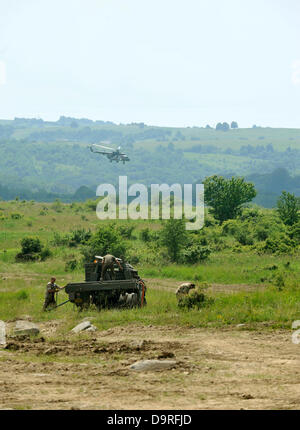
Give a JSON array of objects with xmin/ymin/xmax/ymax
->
[
  {"xmin": 90, "ymin": 142, "xmax": 130, "ymax": 164},
  {"xmin": 57, "ymin": 256, "xmax": 146, "ymax": 311}
]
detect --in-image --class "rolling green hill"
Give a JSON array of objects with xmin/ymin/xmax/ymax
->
[{"xmin": 0, "ymin": 117, "xmax": 300, "ymax": 206}]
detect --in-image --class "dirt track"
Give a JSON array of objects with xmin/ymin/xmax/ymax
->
[{"xmin": 1, "ymin": 324, "xmax": 300, "ymax": 410}]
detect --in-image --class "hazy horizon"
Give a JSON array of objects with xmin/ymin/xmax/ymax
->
[{"xmin": 0, "ymin": 0, "xmax": 299, "ymax": 128}]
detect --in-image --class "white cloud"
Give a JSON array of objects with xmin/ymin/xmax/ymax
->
[
  {"xmin": 0, "ymin": 61, "xmax": 6, "ymax": 85},
  {"xmin": 292, "ymin": 60, "xmax": 300, "ymax": 85}
]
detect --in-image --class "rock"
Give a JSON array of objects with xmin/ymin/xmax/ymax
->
[
  {"xmin": 129, "ymin": 359, "xmax": 177, "ymax": 371},
  {"xmin": 129, "ymin": 339, "xmax": 145, "ymax": 350},
  {"xmin": 242, "ymin": 394, "xmax": 254, "ymax": 400},
  {"xmin": 237, "ymin": 324, "xmax": 246, "ymax": 328},
  {"xmin": 85, "ymin": 325, "xmax": 97, "ymax": 332},
  {"xmin": 14, "ymin": 321, "xmax": 39, "ymax": 336},
  {"xmin": 157, "ymin": 351, "xmax": 175, "ymax": 359},
  {"xmin": 0, "ymin": 321, "xmax": 6, "ymax": 346},
  {"xmin": 71, "ymin": 321, "xmax": 92, "ymax": 333}
]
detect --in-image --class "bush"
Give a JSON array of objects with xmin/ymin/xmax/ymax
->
[
  {"xmin": 21, "ymin": 237, "xmax": 42, "ymax": 254},
  {"xmin": 254, "ymin": 234, "xmax": 296, "ymax": 255},
  {"xmin": 51, "ymin": 232, "xmax": 69, "ymax": 247},
  {"xmin": 69, "ymin": 228, "xmax": 92, "ymax": 247},
  {"xmin": 65, "ymin": 259, "xmax": 78, "ymax": 271},
  {"xmin": 15, "ymin": 237, "xmax": 52, "ymax": 262},
  {"xmin": 177, "ymin": 287, "xmax": 214, "ymax": 310},
  {"xmin": 161, "ymin": 218, "xmax": 187, "ymax": 262},
  {"xmin": 277, "ymin": 191, "xmax": 299, "ymax": 226},
  {"xmin": 11, "ymin": 213, "xmax": 23, "ymax": 220},
  {"xmin": 52, "ymin": 199, "xmax": 63, "ymax": 213},
  {"xmin": 40, "ymin": 247, "xmax": 52, "ymax": 261},
  {"xmin": 16, "ymin": 290, "xmax": 29, "ymax": 300},
  {"xmin": 117, "ymin": 224, "xmax": 135, "ymax": 239},
  {"xmin": 181, "ymin": 244, "xmax": 211, "ymax": 264},
  {"xmin": 81, "ymin": 224, "xmax": 126, "ymax": 263},
  {"xmin": 140, "ymin": 227, "xmax": 151, "ymax": 242}
]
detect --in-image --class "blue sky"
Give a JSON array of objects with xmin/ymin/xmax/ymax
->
[{"xmin": 0, "ymin": 0, "xmax": 299, "ymax": 127}]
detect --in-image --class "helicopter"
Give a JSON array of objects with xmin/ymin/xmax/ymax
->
[{"xmin": 90, "ymin": 141, "xmax": 130, "ymax": 164}]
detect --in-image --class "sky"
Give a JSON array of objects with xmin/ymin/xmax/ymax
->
[{"xmin": 0, "ymin": 0, "xmax": 299, "ymax": 128}]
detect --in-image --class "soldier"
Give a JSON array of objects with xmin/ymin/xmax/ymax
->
[
  {"xmin": 100, "ymin": 254, "xmax": 123, "ymax": 281},
  {"xmin": 43, "ymin": 277, "xmax": 61, "ymax": 310}
]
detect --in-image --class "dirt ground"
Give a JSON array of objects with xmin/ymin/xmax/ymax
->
[{"xmin": 1, "ymin": 322, "xmax": 300, "ymax": 410}]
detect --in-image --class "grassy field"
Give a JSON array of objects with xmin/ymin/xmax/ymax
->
[{"xmin": 1, "ymin": 199, "xmax": 300, "ymax": 332}]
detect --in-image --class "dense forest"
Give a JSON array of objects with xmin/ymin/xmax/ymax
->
[{"xmin": 0, "ymin": 117, "xmax": 300, "ymax": 207}]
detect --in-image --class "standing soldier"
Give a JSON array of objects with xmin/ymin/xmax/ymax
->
[
  {"xmin": 100, "ymin": 254, "xmax": 123, "ymax": 281},
  {"xmin": 43, "ymin": 277, "xmax": 61, "ymax": 311}
]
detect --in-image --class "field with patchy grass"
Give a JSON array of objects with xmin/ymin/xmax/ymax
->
[{"xmin": 1, "ymin": 200, "xmax": 300, "ymax": 409}]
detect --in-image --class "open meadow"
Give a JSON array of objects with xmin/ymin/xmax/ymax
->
[{"xmin": 1, "ymin": 199, "xmax": 300, "ymax": 409}]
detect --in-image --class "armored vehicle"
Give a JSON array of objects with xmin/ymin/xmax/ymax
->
[{"xmin": 64, "ymin": 256, "xmax": 146, "ymax": 310}]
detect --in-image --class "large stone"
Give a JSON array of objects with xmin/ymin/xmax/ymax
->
[
  {"xmin": 71, "ymin": 321, "xmax": 92, "ymax": 333},
  {"xmin": 85, "ymin": 325, "xmax": 97, "ymax": 332},
  {"xmin": 14, "ymin": 321, "xmax": 39, "ymax": 336},
  {"xmin": 129, "ymin": 359, "xmax": 177, "ymax": 372},
  {"xmin": 0, "ymin": 321, "xmax": 6, "ymax": 346}
]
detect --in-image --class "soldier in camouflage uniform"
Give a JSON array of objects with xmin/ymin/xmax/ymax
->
[{"xmin": 43, "ymin": 277, "xmax": 61, "ymax": 310}]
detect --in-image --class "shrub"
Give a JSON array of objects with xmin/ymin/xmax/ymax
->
[
  {"xmin": 65, "ymin": 259, "xmax": 78, "ymax": 271},
  {"xmin": 117, "ymin": 224, "xmax": 135, "ymax": 239},
  {"xmin": 21, "ymin": 237, "xmax": 42, "ymax": 254},
  {"xmin": 277, "ymin": 191, "xmax": 299, "ymax": 226},
  {"xmin": 161, "ymin": 218, "xmax": 187, "ymax": 262},
  {"xmin": 69, "ymin": 228, "xmax": 92, "ymax": 247},
  {"xmin": 140, "ymin": 227, "xmax": 151, "ymax": 242},
  {"xmin": 40, "ymin": 247, "xmax": 52, "ymax": 261},
  {"xmin": 15, "ymin": 237, "xmax": 52, "ymax": 262},
  {"xmin": 51, "ymin": 232, "xmax": 69, "ymax": 247},
  {"xmin": 81, "ymin": 224, "xmax": 126, "ymax": 263},
  {"xmin": 16, "ymin": 290, "xmax": 29, "ymax": 300},
  {"xmin": 52, "ymin": 199, "xmax": 63, "ymax": 213},
  {"xmin": 181, "ymin": 244, "xmax": 211, "ymax": 264},
  {"xmin": 177, "ymin": 287, "xmax": 214, "ymax": 310},
  {"xmin": 11, "ymin": 213, "xmax": 23, "ymax": 220}
]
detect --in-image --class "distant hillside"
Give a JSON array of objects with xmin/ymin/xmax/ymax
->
[{"xmin": 0, "ymin": 117, "xmax": 299, "ymax": 206}]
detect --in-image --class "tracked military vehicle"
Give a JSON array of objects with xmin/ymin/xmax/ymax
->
[{"xmin": 63, "ymin": 256, "xmax": 147, "ymax": 310}]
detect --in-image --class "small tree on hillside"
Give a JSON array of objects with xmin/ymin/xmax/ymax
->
[
  {"xmin": 277, "ymin": 191, "xmax": 299, "ymax": 226},
  {"xmin": 161, "ymin": 218, "xmax": 187, "ymax": 262},
  {"xmin": 204, "ymin": 175, "xmax": 257, "ymax": 223},
  {"xmin": 81, "ymin": 224, "xmax": 126, "ymax": 262}
]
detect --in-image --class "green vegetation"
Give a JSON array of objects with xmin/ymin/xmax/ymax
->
[
  {"xmin": 0, "ymin": 118, "xmax": 300, "ymax": 207},
  {"xmin": 204, "ymin": 175, "xmax": 257, "ymax": 222},
  {"xmin": 1, "ymin": 197, "xmax": 300, "ymax": 331}
]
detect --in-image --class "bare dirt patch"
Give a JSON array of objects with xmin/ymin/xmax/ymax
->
[{"xmin": 0, "ymin": 324, "xmax": 299, "ymax": 410}]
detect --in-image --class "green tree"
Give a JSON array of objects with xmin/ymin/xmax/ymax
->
[
  {"xmin": 277, "ymin": 191, "xmax": 299, "ymax": 226},
  {"xmin": 81, "ymin": 224, "xmax": 126, "ymax": 262},
  {"xmin": 204, "ymin": 175, "xmax": 257, "ymax": 222},
  {"xmin": 161, "ymin": 218, "xmax": 187, "ymax": 262},
  {"xmin": 231, "ymin": 121, "xmax": 238, "ymax": 129}
]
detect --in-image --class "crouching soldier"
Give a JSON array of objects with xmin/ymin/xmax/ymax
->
[{"xmin": 43, "ymin": 277, "xmax": 61, "ymax": 311}]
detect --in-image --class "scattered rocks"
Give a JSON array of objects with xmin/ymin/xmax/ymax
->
[
  {"xmin": 14, "ymin": 321, "xmax": 40, "ymax": 336},
  {"xmin": 85, "ymin": 325, "xmax": 97, "ymax": 332},
  {"xmin": 71, "ymin": 321, "xmax": 97, "ymax": 333},
  {"xmin": 0, "ymin": 321, "xmax": 6, "ymax": 346},
  {"xmin": 129, "ymin": 359, "xmax": 177, "ymax": 372},
  {"xmin": 157, "ymin": 351, "xmax": 175, "ymax": 359},
  {"xmin": 129, "ymin": 339, "xmax": 145, "ymax": 350},
  {"xmin": 242, "ymin": 394, "xmax": 254, "ymax": 400}
]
